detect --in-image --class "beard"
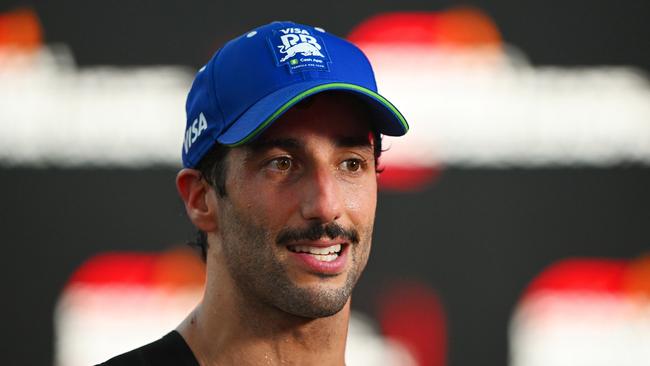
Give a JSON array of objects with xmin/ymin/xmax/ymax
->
[{"xmin": 216, "ymin": 200, "xmax": 372, "ymax": 319}]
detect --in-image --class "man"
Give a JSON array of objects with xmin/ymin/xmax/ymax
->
[{"xmin": 101, "ymin": 20, "xmax": 408, "ymax": 365}]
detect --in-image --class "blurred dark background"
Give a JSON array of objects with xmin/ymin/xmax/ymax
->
[
  {"xmin": 1, "ymin": 1, "xmax": 649, "ymax": 365},
  {"xmin": 2, "ymin": 0, "xmax": 649, "ymax": 71}
]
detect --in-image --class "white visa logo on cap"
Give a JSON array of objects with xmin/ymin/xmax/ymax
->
[{"xmin": 184, "ymin": 112, "xmax": 208, "ymax": 153}]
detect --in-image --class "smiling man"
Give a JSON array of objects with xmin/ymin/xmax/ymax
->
[{"xmin": 100, "ymin": 21, "xmax": 408, "ymax": 366}]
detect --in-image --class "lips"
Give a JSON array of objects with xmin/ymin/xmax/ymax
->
[
  {"xmin": 286, "ymin": 242, "xmax": 348, "ymax": 274},
  {"xmin": 287, "ymin": 244, "xmax": 342, "ymax": 262}
]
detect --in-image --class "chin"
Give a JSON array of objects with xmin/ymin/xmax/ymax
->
[
  {"xmin": 285, "ymin": 301, "xmax": 348, "ymax": 319},
  {"xmin": 270, "ymin": 282, "xmax": 353, "ymax": 319}
]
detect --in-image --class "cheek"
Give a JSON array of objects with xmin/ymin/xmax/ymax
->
[
  {"xmin": 234, "ymin": 181, "xmax": 299, "ymax": 228},
  {"xmin": 344, "ymin": 194, "xmax": 376, "ymax": 219},
  {"xmin": 342, "ymin": 178, "xmax": 377, "ymax": 221}
]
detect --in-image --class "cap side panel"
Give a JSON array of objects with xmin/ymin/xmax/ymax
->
[{"xmin": 209, "ymin": 48, "xmax": 227, "ymax": 126}]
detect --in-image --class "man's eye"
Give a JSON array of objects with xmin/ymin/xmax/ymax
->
[
  {"xmin": 341, "ymin": 159, "xmax": 363, "ymax": 172},
  {"xmin": 270, "ymin": 157, "xmax": 292, "ymax": 171}
]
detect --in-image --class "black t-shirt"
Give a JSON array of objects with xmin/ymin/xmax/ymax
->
[{"xmin": 98, "ymin": 331, "xmax": 199, "ymax": 366}]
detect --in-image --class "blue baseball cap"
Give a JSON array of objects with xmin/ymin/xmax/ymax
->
[{"xmin": 182, "ymin": 21, "xmax": 409, "ymax": 168}]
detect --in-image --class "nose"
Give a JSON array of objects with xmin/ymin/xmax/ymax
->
[{"xmin": 300, "ymin": 165, "xmax": 343, "ymax": 223}]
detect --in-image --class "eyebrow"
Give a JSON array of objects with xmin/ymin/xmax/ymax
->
[
  {"xmin": 335, "ymin": 136, "xmax": 373, "ymax": 150},
  {"xmin": 248, "ymin": 138, "xmax": 302, "ymax": 151}
]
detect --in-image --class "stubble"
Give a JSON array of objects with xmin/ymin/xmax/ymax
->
[{"xmin": 217, "ymin": 200, "xmax": 372, "ymax": 319}]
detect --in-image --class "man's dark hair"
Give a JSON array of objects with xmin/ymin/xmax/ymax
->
[
  {"xmin": 188, "ymin": 142, "xmax": 230, "ymax": 261},
  {"xmin": 188, "ymin": 93, "xmax": 385, "ymax": 261}
]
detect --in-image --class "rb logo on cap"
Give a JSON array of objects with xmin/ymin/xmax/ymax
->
[{"xmin": 269, "ymin": 27, "xmax": 331, "ymax": 72}]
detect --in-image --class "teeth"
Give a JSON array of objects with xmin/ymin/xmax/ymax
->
[
  {"xmin": 314, "ymin": 253, "xmax": 338, "ymax": 262},
  {"xmin": 291, "ymin": 244, "xmax": 341, "ymax": 255}
]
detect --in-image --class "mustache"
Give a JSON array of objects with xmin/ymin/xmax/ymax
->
[{"xmin": 276, "ymin": 222, "xmax": 360, "ymax": 245}]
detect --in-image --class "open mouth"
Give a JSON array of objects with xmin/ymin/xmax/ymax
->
[{"xmin": 287, "ymin": 244, "xmax": 344, "ymax": 262}]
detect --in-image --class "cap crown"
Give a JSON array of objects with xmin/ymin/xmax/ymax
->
[{"xmin": 182, "ymin": 21, "xmax": 406, "ymax": 168}]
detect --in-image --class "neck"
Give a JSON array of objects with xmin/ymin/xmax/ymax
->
[{"xmin": 177, "ymin": 264, "xmax": 350, "ymax": 366}]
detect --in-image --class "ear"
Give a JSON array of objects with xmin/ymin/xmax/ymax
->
[{"xmin": 176, "ymin": 168, "xmax": 218, "ymax": 233}]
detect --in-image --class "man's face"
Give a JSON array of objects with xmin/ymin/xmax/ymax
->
[{"xmin": 213, "ymin": 94, "xmax": 377, "ymax": 318}]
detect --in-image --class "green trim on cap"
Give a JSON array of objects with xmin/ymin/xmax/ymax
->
[{"xmin": 226, "ymin": 82, "xmax": 409, "ymax": 147}]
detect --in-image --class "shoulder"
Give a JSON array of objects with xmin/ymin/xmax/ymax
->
[{"xmin": 97, "ymin": 331, "xmax": 198, "ymax": 366}]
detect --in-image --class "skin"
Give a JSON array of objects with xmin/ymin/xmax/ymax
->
[{"xmin": 175, "ymin": 93, "xmax": 378, "ymax": 366}]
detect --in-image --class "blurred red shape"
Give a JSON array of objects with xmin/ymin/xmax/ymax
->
[
  {"xmin": 0, "ymin": 8, "xmax": 43, "ymax": 51},
  {"xmin": 348, "ymin": 8, "xmax": 501, "ymax": 48},
  {"xmin": 66, "ymin": 248, "xmax": 205, "ymax": 289},
  {"xmin": 523, "ymin": 258, "xmax": 628, "ymax": 298},
  {"xmin": 378, "ymin": 165, "xmax": 440, "ymax": 192},
  {"xmin": 378, "ymin": 281, "xmax": 447, "ymax": 366}
]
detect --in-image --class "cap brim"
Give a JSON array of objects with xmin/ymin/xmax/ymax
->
[{"xmin": 217, "ymin": 81, "xmax": 409, "ymax": 146}]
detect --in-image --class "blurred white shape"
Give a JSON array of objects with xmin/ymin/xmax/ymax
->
[
  {"xmin": 510, "ymin": 258, "xmax": 650, "ymax": 366},
  {"xmin": 54, "ymin": 285, "xmax": 202, "ymax": 366},
  {"xmin": 55, "ymin": 283, "xmax": 414, "ymax": 366},
  {"xmin": 346, "ymin": 312, "xmax": 418, "ymax": 366},
  {"xmin": 1, "ymin": 45, "xmax": 649, "ymax": 167},
  {"xmin": 54, "ymin": 250, "xmax": 415, "ymax": 366},
  {"xmin": 510, "ymin": 291, "xmax": 650, "ymax": 366},
  {"xmin": 368, "ymin": 45, "xmax": 650, "ymax": 167},
  {"xmin": 0, "ymin": 46, "xmax": 191, "ymax": 167}
]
